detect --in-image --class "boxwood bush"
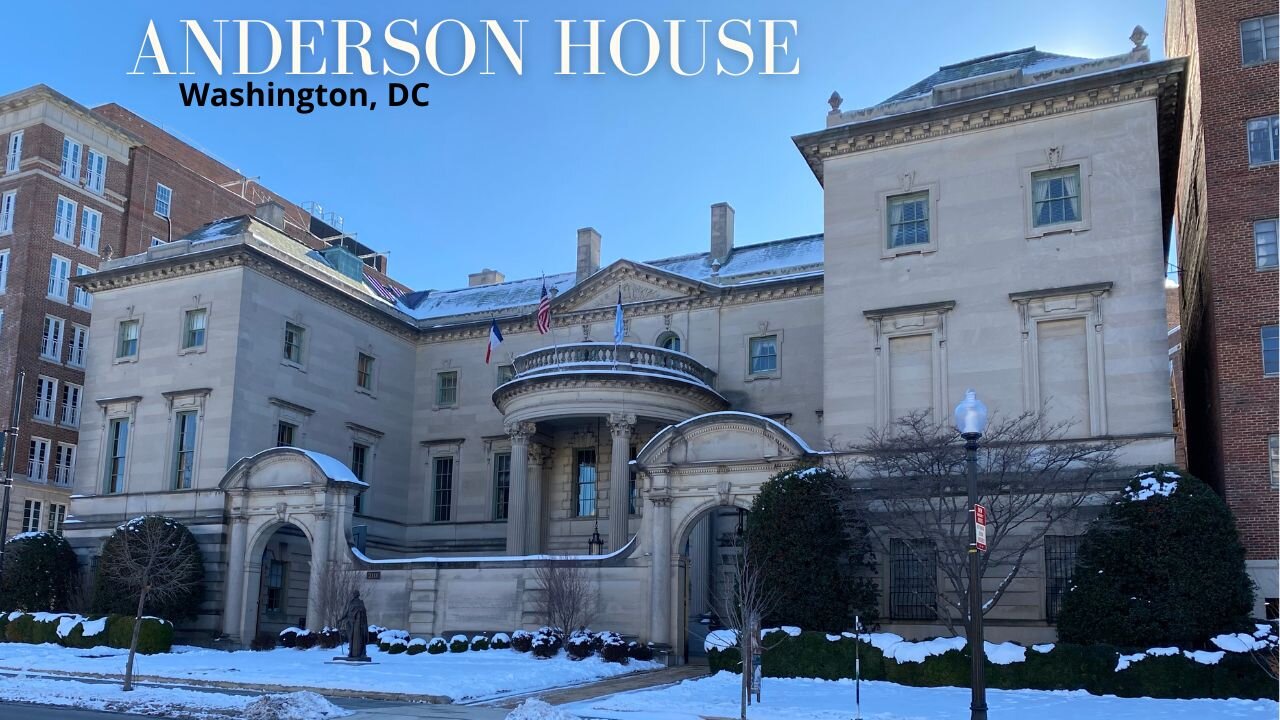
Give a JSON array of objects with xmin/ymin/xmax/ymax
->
[
  {"xmin": 104, "ymin": 615, "xmax": 174, "ymax": 654},
  {"xmin": 490, "ymin": 632, "xmax": 511, "ymax": 650},
  {"xmin": 449, "ymin": 634, "xmax": 469, "ymax": 653},
  {"xmin": 91, "ymin": 516, "xmax": 205, "ymax": 622},
  {"xmin": 470, "ymin": 635, "xmax": 490, "ymax": 651},
  {"xmin": 511, "ymin": 629, "xmax": 533, "ymax": 653},
  {"xmin": 427, "ymin": 637, "xmax": 447, "ymax": 654},
  {"xmin": 0, "ymin": 533, "xmax": 79, "ymax": 612}
]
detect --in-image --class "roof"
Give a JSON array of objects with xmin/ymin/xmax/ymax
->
[{"xmin": 882, "ymin": 47, "xmax": 1088, "ymax": 103}]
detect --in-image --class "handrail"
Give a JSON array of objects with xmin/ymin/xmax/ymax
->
[{"xmin": 511, "ymin": 342, "xmax": 717, "ymax": 388}]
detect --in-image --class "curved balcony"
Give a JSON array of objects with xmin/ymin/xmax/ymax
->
[{"xmin": 493, "ymin": 342, "xmax": 728, "ymax": 424}]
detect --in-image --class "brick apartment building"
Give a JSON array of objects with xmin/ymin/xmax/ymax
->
[
  {"xmin": 1166, "ymin": 1, "xmax": 1279, "ymax": 618},
  {"xmin": 0, "ymin": 85, "xmax": 405, "ymax": 540}
]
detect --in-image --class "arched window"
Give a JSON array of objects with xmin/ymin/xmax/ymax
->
[{"xmin": 657, "ymin": 331, "xmax": 681, "ymax": 352}]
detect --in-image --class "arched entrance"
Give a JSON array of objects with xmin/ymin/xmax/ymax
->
[
  {"xmin": 678, "ymin": 504, "xmax": 748, "ymax": 662},
  {"xmin": 251, "ymin": 523, "xmax": 312, "ymax": 639}
]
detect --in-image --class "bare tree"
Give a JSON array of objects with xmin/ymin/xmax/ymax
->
[
  {"xmin": 534, "ymin": 559, "xmax": 596, "ymax": 632},
  {"xmin": 98, "ymin": 517, "xmax": 204, "ymax": 691},
  {"xmin": 713, "ymin": 535, "xmax": 784, "ymax": 720},
  {"xmin": 839, "ymin": 410, "xmax": 1122, "ymax": 635},
  {"xmin": 313, "ymin": 563, "xmax": 371, "ymax": 630}
]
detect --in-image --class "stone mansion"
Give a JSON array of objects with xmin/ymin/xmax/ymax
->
[{"xmin": 64, "ymin": 38, "xmax": 1190, "ymax": 655}]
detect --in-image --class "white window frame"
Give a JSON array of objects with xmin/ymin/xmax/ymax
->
[
  {"xmin": 40, "ymin": 315, "xmax": 64, "ymax": 362},
  {"xmin": 5, "ymin": 129, "xmax": 22, "ymax": 174},
  {"xmin": 1241, "ymin": 15, "xmax": 1279, "ymax": 66},
  {"xmin": 0, "ymin": 190, "xmax": 15, "ymax": 234},
  {"xmin": 1248, "ymin": 116, "xmax": 1280, "ymax": 167},
  {"xmin": 181, "ymin": 306, "xmax": 208, "ymax": 352},
  {"xmin": 435, "ymin": 370, "xmax": 459, "ymax": 408},
  {"xmin": 53, "ymin": 444, "xmax": 75, "ymax": 487},
  {"xmin": 116, "ymin": 318, "xmax": 140, "ymax": 361},
  {"xmin": 60, "ymin": 137, "xmax": 81, "ymax": 181},
  {"xmin": 80, "ymin": 207, "xmax": 101, "ymax": 252},
  {"xmin": 104, "ymin": 416, "xmax": 130, "ymax": 493},
  {"xmin": 73, "ymin": 265, "xmax": 94, "ymax": 309},
  {"xmin": 85, "ymin": 149, "xmax": 106, "ymax": 194},
  {"xmin": 67, "ymin": 324, "xmax": 88, "ymax": 368},
  {"xmin": 356, "ymin": 351, "xmax": 376, "ymax": 393},
  {"xmin": 54, "ymin": 196, "xmax": 77, "ymax": 242},
  {"xmin": 1270, "ymin": 435, "xmax": 1279, "ymax": 490},
  {"xmin": 34, "ymin": 376, "xmax": 57, "ymax": 422},
  {"xmin": 47, "ymin": 503, "xmax": 67, "ymax": 534},
  {"xmin": 746, "ymin": 332, "xmax": 781, "ymax": 379},
  {"xmin": 1263, "ymin": 325, "xmax": 1279, "ymax": 377},
  {"xmin": 48, "ymin": 254, "xmax": 71, "ymax": 301},
  {"xmin": 29, "ymin": 440, "xmax": 50, "ymax": 482},
  {"xmin": 151, "ymin": 236, "xmax": 166, "ymax": 247},
  {"xmin": 0, "ymin": 249, "xmax": 8, "ymax": 293},
  {"xmin": 1022, "ymin": 158, "xmax": 1093, "ymax": 238},
  {"xmin": 60, "ymin": 382, "xmax": 82, "ymax": 428},
  {"xmin": 154, "ymin": 182, "xmax": 172, "ymax": 218},
  {"xmin": 21, "ymin": 499, "xmax": 42, "ymax": 532}
]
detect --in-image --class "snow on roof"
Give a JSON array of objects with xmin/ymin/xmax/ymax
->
[
  {"xmin": 297, "ymin": 449, "xmax": 367, "ymax": 486},
  {"xmin": 351, "ymin": 534, "xmax": 637, "ymax": 565},
  {"xmin": 635, "ymin": 410, "xmax": 818, "ymax": 461},
  {"xmin": 882, "ymin": 47, "xmax": 1088, "ymax": 103}
]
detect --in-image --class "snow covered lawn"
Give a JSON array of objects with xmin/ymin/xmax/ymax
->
[
  {"xmin": 564, "ymin": 672, "xmax": 1280, "ymax": 720},
  {"xmin": 0, "ymin": 674, "xmax": 347, "ymax": 719},
  {"xmin": 0, "ymin": 642, "xmax": 661, "ymax": 702}
]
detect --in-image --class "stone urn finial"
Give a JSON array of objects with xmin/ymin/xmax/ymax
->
[
  {"xmin": 827, "ymin": 91, "xmax": 843, "ymax": 114},
  {"xmin": 1130, "ymin": 25, "xmax": 1148, "ymax": 49}
]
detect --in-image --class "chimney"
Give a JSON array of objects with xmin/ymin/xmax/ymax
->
[
  {"xmin": 254, "ymin": 200, "xmax": 286, "ymax": 230},
  {"xmin": 576, "ymin": 227, "xmax": 601, "ymax": 284},
  {"xmin": 468, "ymin": 268, "xmax": 506, "ymax": 287},
  {"xmin": 711, "ymin": 202, "xmax": 735, "ymax": 266}
]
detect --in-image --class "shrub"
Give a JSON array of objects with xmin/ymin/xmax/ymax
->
[
  {"xmin": 0, "ymin": 611, "xmax": 10, "ymax": 640},
  {"xmin": 30, "ymin": 614, "xmax": 64, "ymax": 645},
  {"xmin": 385, "ymin": 638, "xmax": 407, "ymax": 654},
  {"xmin": 0, "ymin": 533, "xmax": 79, "ymax": 612},
  {"xmin": 367, "ymin": 625, "xmax": 385, "ymax": 647},
  {"xmin": 566, "ymin": 631, "xmax": 593, "ymax": 660},
  {"xmin": 318, "ymin": 628, "xmax": 341, "ymax": 649},
  {"xmin": 470, "ymin": 635, "xmax": 490, "ymax": 651},
  {"xmin": 91, "ymin": 516, "xmax": 205, "ymax": 622},
  {"xmin": 278, "ymin": 628, "xmax": 300, "ymax": 648},
  {"xmin": 1057, "ymin": 467, "xmax": 1254, "ymax": 649},
  {"xmin": 406, "ymin": 638, "xmax": 427, "ymax": 655},
  {"xmin": 511, "ymin": 630, "xmax": 533, "ymax": 653},
  {"xmin": 531, "ymin": 629, "xmax": 559, "ymax": 659},
  {"xmin": 627, "ymin": 641, "xmax": 654, "ymax": 661},
  {"xmin": 250, "ymin": 633, "xmax": 276, "ymax": 651},
  {"xmin": 105, "ymin": 615, "xmax": 173, "ymax": 654},
  {"xmin": 427, "ymin": 637, "xmax": 447, "ymax": 655},
  {"xmin": 4, "ymin": 613, "xmax": 33, "ymax": 643},
  {"xmin": 746, "ymin": 467, "xmax": 878, "ymax": 631},
  {"xmin": 709, "ymin": 645, "xmax": 742, "ymax": 674},
  {"xmin": 62, "ymin": 617, "xmax": 109, "ymax": 649},
  {"xmin": 490, "ymin": 632, "xmax": 512, "ymax": 650},
  {"xmin": 597, "ymin": 631, "xmax": 628, "ymax": 664},
  {"xmin": 295, "ymin": 630, "xmax": 317, "ymax": 650},
  {"xmin": 449, "ymin": 634, "xmax": 469, "ymax": 653},
  {"xmin": 377, "ymin": 628, "xmax": 408, "ymax": 652}
]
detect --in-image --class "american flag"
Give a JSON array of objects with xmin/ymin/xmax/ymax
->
[
  {"xmin": 536, "ymin": 279, "xmax": 551, "ymax": 334},
  {"xmin": 365, "ymin": 270, "xmax": 403, "ymax": 303}
]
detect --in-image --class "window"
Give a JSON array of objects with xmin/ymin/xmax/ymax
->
[
  {"xmin": 1045, "ymin": 535, "xmax": 1082, "ymax": 622},
  {"xmin": 47, "ymin": 503, "xmax": 67, "ymax": 534},
  {"xmin": 73, "ymin": 266, "xmax": 94, "ymax": 309},
  {"xmin": 492, "ymin": 451, "xmax": 511, "ymax": 520},
  {"xmin": 1269, "ymin": 435, "xmax": 1278, "ymax": 490},
  {"xmin": 1031, "ymin": 167, "xmax": 1082, "ymax": 227},
  {"xmin": 182, "ymin": 308, "xmax": 207, "ymax": 350},
  {"xmin": 264, "ymin": 553, "xmax": 285, "ymax": 613},
  {"xmin": 887, "ymin": 191, "xmax": 930, "ymax": 248},
  {"xmin": 496, "ymin": 364, "xmax": 516, "ymax": 385},
  {"xmin": 356, "ymin": 353, "xmax": 375, "ymax": 390},
  {"xmin": 1248, "ymin": 116, "xmax": 1280, "ymax": 165},
  {"xmin": 21, "ymin": 500, "xmax": 41, "ymax": 533},
  {"xmin": 1263, "ymin": 325, "xmax": 1279, "ymax": 376},
  {"xmin": 657, "ymin": 331, "xmax": 681, "ymax": 352},
  {"xmin": 54, "ymin": 197, "xmax": 77, "ymax": 243},
  {"xmin": 60, "ymin": 137, "xmax": 81, "ymax": 181},
  {"xmin": 276, "ymin": 421, "xmax": 297, "ymax": 447},
  {"xmin": 436, "ymin": 370, "xmax": 458, "ymax": 406},
  {"xmin": 105, "ymin": 418, "xmax": 129, "ymax": 493},
  {"xmin": 53, "ymin": 443, "xmax": 75, "ymax": 486},
  {"xmin": 351, "ymin": 443, "xmax": 369, "ymax": 513},
  {"xmin": 116, "ymin": 319, "xmax": 139, "ymax": 359},
  {"xmin": 34, "ymin": 377, "xmax": 56, "ymax": 422},
  {"xmin": 48, "ymin": 255, "xmax": 71, "ymax": 300},
  {"xmin": 0, "ymin": 249, "xmax": 7, "ymax": 292},
  {"xmin": 86, "ymin": 149, "xmax": 106, "ymax": 194},
  {"xmin": 59, "ymin": 383, "xmax": 81, "ymax": 427},
  {"xmin": 433, "ymin": 456, "xmax": 454, "ymax": 522},
  {"xmin": 283, "ymin": 322, "xmax": 305, "ymax": 364},
  {"xmin": 1256, "ymin": 220, "xmax": 1278, "ymax": 270},
  {"xmin": 1241, "ymin": 15, "xmax": 1279, "ymax": 65},
  {"xmin": 80, "ymin": 208, "xmax": 101, "ymax": 252},
  {"xmin": 41, "ymin": 316, "xmax": 63, "ymax": 361},
  {"xmin": 27, "ymin": 439, "xmax": 50, "ymax": 483},
  {"xmin": 173, "ymin": 411, "xmax": 198, "ymax": 489},
  {"xmin": 154, "ymin": 183, "xmax": 172, "ymax": 217},
  {"xmin": 575, "ymin": 448, "xmax": 597, "ymax": 517},
  {"xmin": 68, "ymin": 325, "xmax": 88, "ymax": 367},
  {"xmin": 889, "ymin": 538, "xmax": 937, "ymax": 620},
  {"xmin": 5, "ymin": 130, "xmax": 22, "ymax": 173},
  {"xmin": 0, "ymin": 190, "xmax": 14, "ymax": 233},
  {"xmin": 749, "ymin": 335, "xmax": 778, "ymax": 375},
  {"xmin": 151, "ymin": 236, "xmax": 166, "ymax": 247}
]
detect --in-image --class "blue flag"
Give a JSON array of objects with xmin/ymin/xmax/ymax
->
[{"xmin": 613, "ymin": 291, "xmax": 624, "ymax": 345}]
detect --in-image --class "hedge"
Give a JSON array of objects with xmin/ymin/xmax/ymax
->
[
  {"xmin": 0, "ymin": 612, "xmax": 172, "ymax": 654},
  {"xmin": 706, "ymin": 631, "xmax": 1274, "ymax": 700},
  {"xmin": 0, "ymin": 533, "xmax": 79, "ymax": 611}
]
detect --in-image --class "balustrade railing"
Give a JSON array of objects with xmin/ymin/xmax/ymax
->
[{"xmin": 510, "ymin": 342, "xmax": 716, "ymax": 388}]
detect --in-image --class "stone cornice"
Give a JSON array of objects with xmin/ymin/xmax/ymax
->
[{"xmin": 793, "ymin": 59, "xmax": 1186, "ymax": 183}]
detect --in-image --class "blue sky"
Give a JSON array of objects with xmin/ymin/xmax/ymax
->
[{"xmin": 1, "ymin": 1, "xmax": 1166, "ymax": 291}]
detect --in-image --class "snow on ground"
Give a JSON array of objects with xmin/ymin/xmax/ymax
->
[
  {"xmin": 0, "ymin": 642, "xmax": 660, "ymax": 702},
  {"xmin": 506, "ymin": 698, "xmax": 581, "ymax": 720},
  {"xmin": 0, "ymin": 674, "xmax": 348, "ymax": 719},
  {"xmin": 566, "ymin": 672, "xmax": 1280, "ymax": 720}
]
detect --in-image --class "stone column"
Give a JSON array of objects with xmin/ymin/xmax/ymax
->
[
  {"xmin": 649, "ymin": 492, "xmax": 673, "ymax": 645},
  {"xmin": 608, "ymin": 413, "xmax": 636, "ymax": 552},
  {"xmin": 306, "ymin": 509, "xmax": 331, "ymax": 631},
  {"xmin": 505, "ymin": 422, "xmax": 535, "ymax": 556},
  {"xmin": 222, "ymin": 512, "xmax": 249, "ymax": 639},
  {"xmin": 526, "ymin": 442, "xmax": 547, "ymax": 554}
]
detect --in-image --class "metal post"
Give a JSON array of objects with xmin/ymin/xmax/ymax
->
[
  {"xmin": 855, "ymin": 615, "xmax": 862, "ymax": 720},
  {"xmin": 0, "ymin": 370, "xmax": 26, "ymax": 586},
  {"xmin": 964, "ymin": 433, "xmax": 988, "ymax": 720}
]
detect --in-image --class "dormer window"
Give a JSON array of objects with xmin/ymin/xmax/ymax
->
[{"xmin": 1031, "ymin": 167, "xmax": 1081, "ymax": 227}]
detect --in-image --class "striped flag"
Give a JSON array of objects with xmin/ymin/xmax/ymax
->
[
  {"xmin": 364, "ymin": 270, "xmax": 402, "ymax": 302},
  {"xmin": 486, "ymin": 319, "xmax": 504, "ymax": 364},
  {"xmin": 536, "ymin": 279, "xmax": 551, "ymax": 334}
]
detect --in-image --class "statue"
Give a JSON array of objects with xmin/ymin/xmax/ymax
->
[{"xmin": 335, "ymin": 590, "xmax": 371, "ymax": 662}]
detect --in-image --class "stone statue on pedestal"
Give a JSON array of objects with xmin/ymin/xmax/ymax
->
[{"xmin": 335, "ymin": 590, "xmax": 370, "ymax": 662}]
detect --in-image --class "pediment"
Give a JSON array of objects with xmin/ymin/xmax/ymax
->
[{"xmin": 555, "ymin": 261, "xmax": 712, "ymax": 313}]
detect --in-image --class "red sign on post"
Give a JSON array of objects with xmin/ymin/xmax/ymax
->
[{"xmin": 974, "ymin": 503, "xmax": 988, "ymax": 552}]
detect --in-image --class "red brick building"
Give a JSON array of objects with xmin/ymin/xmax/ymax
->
[
  {"xmin": 0, "ymin": 85, "xmax": 406, "ymax": 539},
  {"xmin": 1166, "ymin": 0, "xmax": 1279, "ymax": 618}
]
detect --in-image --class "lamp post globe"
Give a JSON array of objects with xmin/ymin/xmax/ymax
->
[{"xmin": 954, "ymin": 388, "xmax": 988, "ymax": 438}]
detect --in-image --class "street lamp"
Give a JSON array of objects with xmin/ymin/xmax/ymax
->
[
  {"xmin": 587, "ymin": 517, "xmax": 604, "ymax": 555},
  {"xmin": 953, "ymin": 389, "xmax": 988, "ymax": 720}
]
